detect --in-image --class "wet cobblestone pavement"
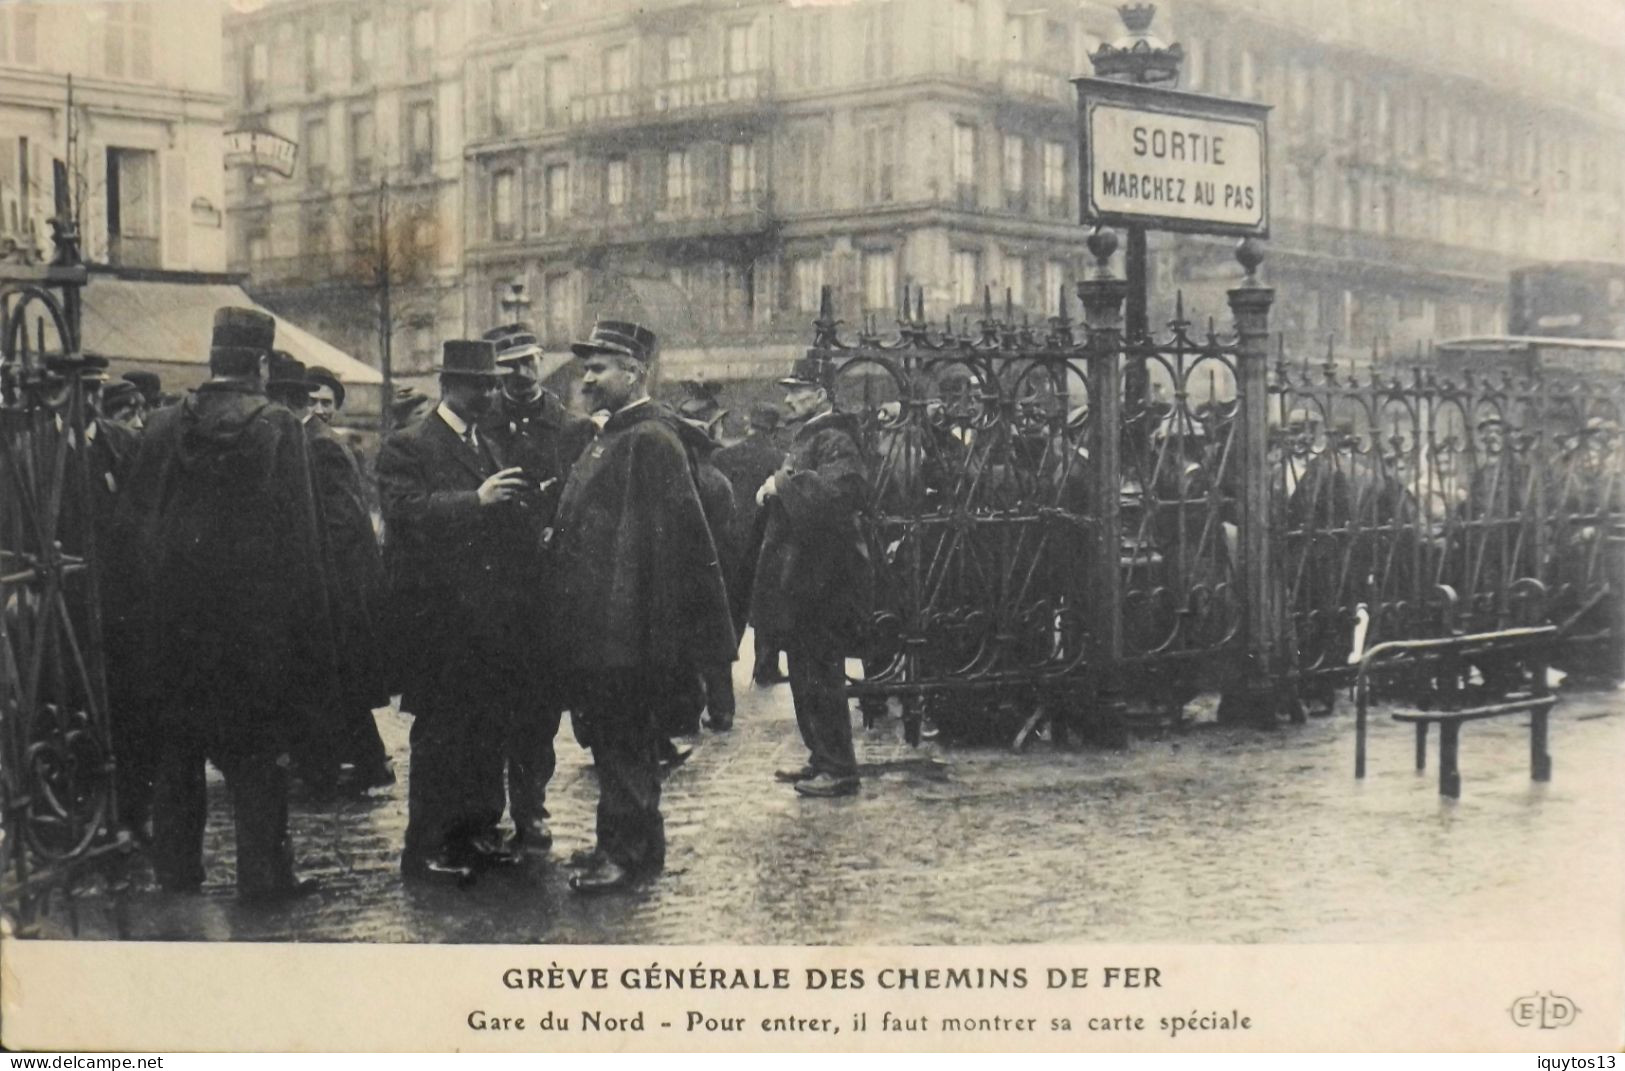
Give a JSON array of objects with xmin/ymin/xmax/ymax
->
[{"xmin": 57, "ymin": 657, "xmax": 1625, "ymax": 945}]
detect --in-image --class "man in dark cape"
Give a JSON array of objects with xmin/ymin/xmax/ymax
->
[
  {"xmin": 377, "ymin": 339, "xmax": 531, "ymax": 883},
  {"xmin": 549, "ymin": 320, "xmax": 735, "ymax": 892},
  {"xmin": 478, "ymin": 322, "xmax": 594, "ymax": 850},
  {"xmin": 714, "ymin": 403, "xmax": 788, "ymax": 683},
  {"xmin": 113, "ymin": 307, "xmax": 334, "ymax": 901},
  {"xmin": 750, "ymin": 356, "xmax": 873, "ymax": 798}
]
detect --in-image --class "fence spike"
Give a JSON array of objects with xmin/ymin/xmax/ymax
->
[
  {"xmin": 916, "ymin": 286, "xmax": 925, "ymax": 324},
  {"xmin": 1005, "ymin": 287, "xmax": 1014, "ymax": 321},
  {"xmin": 1174, "ymin": 289, "xmax": 1185, "ymax": 323},
  {"xmin": 819, "ymin": 283, "xmax": 833, "ymax": 322},
  {"xmin": 1058, "ymin": 283, "xmax": 1068, "ymax": 320}
]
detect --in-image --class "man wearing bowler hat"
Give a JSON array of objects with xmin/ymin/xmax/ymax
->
[
  {"xmin": 477, "ymin": 322, "xmax": 593, "ymax": 851},
  {"xmin": 377, "ymin": 338, "xmax": 531, "ymax": 883},
  {"xmin": 113, "ymin": 307, "xmax": 335, "ymax": 901},
  {"xmin": 750, "ymin": 355, "xmax": 873, "ymax": 798},
  {"xmin": 714, "ymin": 403, "xmax": 788, "ymax": 684},
  {"xmin": 549, "ymin": 319, "xmax": 735, "ymax": 892}
]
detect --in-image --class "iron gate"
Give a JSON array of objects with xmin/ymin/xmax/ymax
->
[
  {"xmin": 1, "ymin": 213, "xmax": 132, "ymax": 933},
  {"xmin": 814, "ymin": 237, "xmax": 1625, "ymax": 742}
]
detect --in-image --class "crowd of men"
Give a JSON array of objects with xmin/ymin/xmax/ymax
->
[{"xmin": 93, "ymin": 307, "xmax": 871, "ymax": 902}]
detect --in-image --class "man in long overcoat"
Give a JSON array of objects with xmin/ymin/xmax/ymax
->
[
  {"xmin": 714, "ymin": 403, "xmax": 787, "ymax": 683},
  {"xmin": 114, "ymin": 307, "xmax": 333, "ymax": 901},
  {"xmin": 750, "ymin": 356, "xmax": 873, "ymax": 798},
  {"xmin": 377, "ymin": 339, "xmax": 531, "ymax": 883},
  {"xmin": 478, "ymin": 323, "xmax": 594, "ymax": 850},
  {"xmin": 549, "ymin": 320, "xmax": 735, "ymax": 893}
]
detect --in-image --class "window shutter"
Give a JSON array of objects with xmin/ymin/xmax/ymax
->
[
  {"xmin": 471, "ymin": 65, "xmax": 490, "ymax": 139},
  {"xmin": 474, "ymin": 166, "xmax": 491, "ymax": 240},
  {"xmin": 524, "ymin": 60, "xmax": 545, "ymax": 130}
]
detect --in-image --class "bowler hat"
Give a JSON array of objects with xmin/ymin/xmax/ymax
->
[
  {"xmin": 437, "ymin": 339, "xmax": 504, "ymax": 377},
  {"xmin": 571, "ymin": 319, "xmax": 658, "ymax": 365},
  {"xmin": 212, "ymin": 306, "xmax": 276, "ymax": 353},
  {"xmin": 483, "ymin": 322, "xmax": 544, "ymax": 364},
  {"xmin": 267, "ymin": 351, "xmax": 314, "ymax": 399},
  {"xmin": 122, "ymin": 370, "xmax": 162, "ymax": 404},
  {"xmin": 778, "ymin": 355, "xmax": 834, "ymax": 390},
  {"xmin": 306, "ymin": 364, "xmax": 346, "ymax": 409},
  {"xmin": 102, "ymin": 380, "xmax": 142, "ymax": 413},
  {"xmin": 748, "ymin": 403, "xmax": 781, "ymax": 432}
]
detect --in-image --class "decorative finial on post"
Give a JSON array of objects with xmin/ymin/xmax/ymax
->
[
  {"xmin": 1086, "ymin": 225, "xmax": 1119, "ymax": 280},
  {"xmin": 1235, "ymin": 236, "xmax": 1264, "ymax": 288}
]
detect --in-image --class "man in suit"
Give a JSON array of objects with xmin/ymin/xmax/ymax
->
[
  {"xmin": 377, "ymin": 339, "xmax": 531, "ymax": 883},
  {"xmin": 478, "ymin": 322, "xmax": 594, "ymax": 851},
  {"xmin": 714, "ymin": 404, "xmax": 788, "ymax": 684},
  {"xmin": 548, "ymin": 320, "xmax": 735, "ymax": 893},
  {"xmin": 114, "ymin": 308, "xmax": 334, "ymax": 901},
  {"xmin": 751, "ymin": 357, "xmax": 873, "ymax": 798}
]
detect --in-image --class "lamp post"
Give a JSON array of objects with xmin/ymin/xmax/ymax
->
[
  {"xmin": 1089, "ymin": 4, "xmax": 1184, "ymax": 355},
  {"xmin": 499, "ymin": 277, "xmax": 530, "ymax": 325}
]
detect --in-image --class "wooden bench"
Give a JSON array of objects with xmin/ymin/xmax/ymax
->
[{"xmin": 1353, "ymin": 626, "xmax": 1558, "ymax": 799}]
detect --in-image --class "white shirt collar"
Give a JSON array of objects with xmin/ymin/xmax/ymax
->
[{"xmin": 436, "ymin": 401, "xmax": 470, "ymax": 438}]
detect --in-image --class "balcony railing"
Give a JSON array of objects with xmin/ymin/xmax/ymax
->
[
  {"xmin": 1000, "ymin": 62, "xmax": 1071, "ymax": 105},
  {"xmin": 564, "ymin": 70, "xmax": 771, "ymax": 129},
  {"xmin": 508, "ymin": 190, "xmax": 775, "ymax": 247}
]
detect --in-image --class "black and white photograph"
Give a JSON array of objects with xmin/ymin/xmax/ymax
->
[{"xmin": 1, "ymin": 0, "xmax": 1622, "ymax": 1052}]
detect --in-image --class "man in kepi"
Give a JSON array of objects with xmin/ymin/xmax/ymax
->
[
  {"xmin": 751, "ymin": 356, "xmax": 873, "ymax": 799},
  {"xmin": 549, "ymin": 320, "xmax": 735, "ymax": 892},
  {"xmin": 378, "ymin": 339, "xmax": 530, "ymax": 883},
  {"xmin": 115, "ymin": 308, "xmax": 334, "ymax": 901},
  {"xmin": 479, "ymin": 322, "xmax": 594, "ymax": 852}
]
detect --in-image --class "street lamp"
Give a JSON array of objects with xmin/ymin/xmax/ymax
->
[
  {"xmin": 1090, "ymin": 4, "xmax": 1185, "ymax": 87},
  {"xmin": 499, "ymin": 278, "xmax": 530, "ymax": 323}
]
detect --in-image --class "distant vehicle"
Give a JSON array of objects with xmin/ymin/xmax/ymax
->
[{"xmin": 1436, "ymin": 261, "xmax": 1625, "ymax": 386}]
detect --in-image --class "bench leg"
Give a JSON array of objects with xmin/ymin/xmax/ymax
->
[
  {"xmin": 1531, "ymin": 708, "xmax": 1552, "ymax": 782},
  {"xmin": 1438, "ymin": 721, "xmax": 1461, "ymax": 799},
  {"xmin": 1415, "ymin": 722, "xmax": 1428, "ymax": 772}
]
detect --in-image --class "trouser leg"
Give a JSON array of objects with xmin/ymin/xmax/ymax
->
[
  {"xmin": 150, "ymin": 727, "xmax": 207, "ymax": 889},
  {"xmin": 403, "ymin": 705, "xmax": 470, "ymax": 865},
  {"xmin": 752, "ymin": 631, "xmax": 784, "ymax": 680},
  {"xmin": 340, "ymin": 702, "xmax": 389, "ymax": 771},
  {"xmin": 584, "ymin": 673, "xmax": 665, "ymax": 874},
  {"xmin": 211, "ymin": 740, "xmax": 295, "ymax": 895},
  {"xmin": 787, "ymin": 640, "xmax": 858, "ymax": 779},
  {"xmin": 701, "ymin": 662, "xmax": 735, "ymax": 720},
  {"xmin": 507, "ymin": 703, "xmax": 562, "ymax": 834}
]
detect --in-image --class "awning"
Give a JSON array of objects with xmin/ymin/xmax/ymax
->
[{"xmin": 78, "ymin": 273, "xmax": 382, "ymax": 418}]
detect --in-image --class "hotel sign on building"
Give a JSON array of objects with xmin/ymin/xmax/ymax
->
[{"xmin": 1075, "ymin": 78, "xmax": 1270, "ymax": 238}]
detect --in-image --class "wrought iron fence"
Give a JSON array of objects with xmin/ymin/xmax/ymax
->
[{"xmin": 1, "ymin": 226, "xmax": 132, "ymax": 933}]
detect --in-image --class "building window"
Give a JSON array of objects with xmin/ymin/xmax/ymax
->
[
  {"xmin": 409, "ymin": 7, "xmax": 434, "ymax": 78},
  {"xmin": 953, "ymin": 122, "xmax": 978, "ymax": 205},
  {"xmin": 305, "ymin": 118, "xmax": 328, "ymax": 186},
  {"xmin": 545, "ymin": 58, "xmax": 571, "ymax": 124},
  {"xmin": 728, "ymin": 142, "xmax": 757, "ymax": 204},
  {"xmin": 953, "ymin": 0, "xmax": 976, "ymax": 69},
  {"xmin": 491, "ymin": 169, "xmax": 515, "ymax": 239},
  {"xmin": 603, "ymin": 45, "xmax": 630, "ymax": 93},
  {"xmin": 103, "ymin": 2, "xmax": 153, "ymax": 80},
  {"xmin": 860, "ymin": 123, "xmax": 896, "ymax": 205},
  {"xmin": 408, "ymin": 102, "xmax": 434, "ymax": 175},
  {"xmin": 1001, "ymin": 256, "xmax": 1024, "ymax": 308},
  {"xmin": 1, "ymin": 5, "xmax": 39, "ymax": 66},
  {"xmin": 545, "ymin": 163, "xmax": 569, "ymax": 219},
  {"xmin": 783, "ymin": 122, "xmax": 828, "ymax": 209},
  {"xmin": 492, "ymin": 66, "xmax": 516, "ymax": 135},
  {"xmin": 304, "ymin": 26, "xmax": 327, "ymax": 92},
  {"xmin": 245, "ymin": 41, "xmax": 268, "ymax": 106},
  {"xmin": 665, "ymin": 150, "xmax": 690, "ymax": 207},
  {"xmin": 302, "ymin": 213, "xmax": 328, "ymax": 260},
  {"xmin": 246, "ymin": 228, "xmax": 268, "ymax": 266},
  {"xmin": 953, "ymin": 249, "xmax": 981, "ymax": 307},
  {"xmin": 861, "ymin": 6, "xmax": 893, "ymax": 81},
  {"xmin": 789, "ymin": 255, "xmax": 824, "ymax": 313},
  {"xmin": 1042, "ymin": 259, "xmax": 1067, "ymax": 317},
  {"xmin": 1042, "ymin": 140, "xmax": 1066, "ymax": 216},
  {"xmin": 105, "ymin": 147, "xmax": 158, "ymax": 268},
  {"xmin": 605, "ymin": 157, "xmax": 627, "ymax": 208},
  {"xmin": 788, "ymin": 12, "xmax": 829, "ymax": 89},
  {"xmin": 726, "ymin": 22, "xmax": 755, "ymax": 74},
  {"xmin": 666, "ymin": 35, "xmax": 691, "ymax": 82},
  {"xmin": 1004, "ymin": 15, "xmax": 1025, "ymax": 63},
  {"xmin": 1002, "ymin": 133, "xmax": 1024, "ymax": 209},
  {"xmin": 351, "ymin": 15, "xmax": 373, "ymax": 85},
  {"xmin": 862, "ymin": 249, "xmax": 897, "ymax": 311},
  {"xmin": 545, "ymin": 271, "xmax": 572, "ymax": 343},
  {"xmin": 350, "ymin": 109, "xmax": 374, "ymax": 184}
]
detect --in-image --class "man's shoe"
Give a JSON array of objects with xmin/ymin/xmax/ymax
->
[
  {"xmin": 773, "ymin": 764, "xmax": 818, "ymax": 783},
  {"xmin": 753, "ymin": 670, "xmax": 788, "ymax": 686},
  {"xmin": 467, "ymin": 834, "xmax": 522, "ymax": 869},
  {"xmin": 402, "ymin": 854, "xmax": 476, "ymax": 885},
  {"xmin": 701, "ymin": 712, "xmax": 734, "ymax": 732},
  {"xmin": 794, "ymin": 773, "xmax": 860, "ymax": 798},
  {"xmin": 513, "ymin": 821, "xmax": 553, "ymax": 853},
  {"xmin": 568, "ymin": 859, "xmax": 636, "ymax": 894},
  {"xmin": 566, "ymin": 847, "xmax": 606, "ymax": 869},
  {"xmin": 659, "ymin": 740, "xmax": 693, "ymax": 769},
  {"xmin": 240, "ymin": 877, "xmax": 322, "ymax": 905}
]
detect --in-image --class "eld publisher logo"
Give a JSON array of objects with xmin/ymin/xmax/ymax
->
[{"xmin": 1509, "ymin": 992, "xmax": 1580, "ymax": 1030}]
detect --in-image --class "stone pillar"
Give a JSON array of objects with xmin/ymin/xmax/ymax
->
[
  {"xmin": 1219, "ymin": 237, "xmax": 1282, "ymax": 726},
  {"xmin": 1076, "ymin": 227, "xmax": 1129, "ymax": 746}
]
